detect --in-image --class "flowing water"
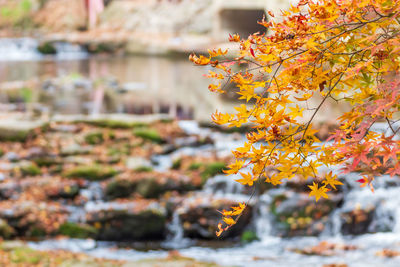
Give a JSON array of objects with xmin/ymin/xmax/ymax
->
[
  {"xmin": 26, "ymin": 120, "xmax": 400, "ymax": 266},
  {"xmin": 2, "ymin": 38, "xmax": 400, "ymax": 266},
  {"xmin": 0, "ymin": 38, "xmax": 241, "ymax": 122}
]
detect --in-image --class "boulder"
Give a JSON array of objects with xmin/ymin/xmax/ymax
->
[
  {"xmin": 61, "ymin": 144, "xmax": 92, "ymax": 156},
  {"xmin": 340, "ymin": 207, "xmax": 375, "ymax": 235},
  {"xmin": 0, "ymin": 201, "xmax": 69, "ymax": 238},
  {"xmin": 104, "ymin": 171, "xmax": 200, "ymax": 200},
  {"xmin": 58, "ymin": 222, "xmax": 98, "ymax": 239},
  {"xmin": 63, "ymin": 165, "xmax": 118, "ymax": 181},
  {"xmin": 125, "ymin": 156, "xmax": 152, "ymax": 170},
  {"xmin": 85, "ymin": 200, "xmax": 167, "ymax": 241},
  {"xmin": 178, "ymin": 197, "xmax": 252, "ymax": 239},
  {"xmin": 0, "ymin": 219, "xmax": 16, "ymax": 239},
  {"xmin": 271, "ymin": 191, "xmax": 343, "ymax": 236}
]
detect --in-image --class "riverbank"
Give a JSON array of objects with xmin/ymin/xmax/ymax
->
[
  {"xmin": 0, "ymin": 0, "xmax": 237, "ymax": 56},
  {"xmin": 0, "ymin": 240, "xmax": 220, "ymax": 267}
]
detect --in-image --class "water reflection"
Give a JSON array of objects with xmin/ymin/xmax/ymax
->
[{"xmin": 0, "ymin": 55, "xmax": 239, "ymax": 121}]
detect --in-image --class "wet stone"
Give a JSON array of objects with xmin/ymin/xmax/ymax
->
[
  {"xmin": 178, "ymin": 198, "xmax": 253, "ymax": 240},
  {"xmin": 85, "ymin": 201, "xmax": 167, "ymax": 241},
  {"xmin": 340, "ymin": 207, "xmax": 375, "ymax": 235},
  {"xmin": 271, "ymin": 191, "xmax": 343, "ymax": 237}
]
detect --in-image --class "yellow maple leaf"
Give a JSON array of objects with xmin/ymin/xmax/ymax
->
[
  {"xmin": 308, "ymin": 182, "xmax": 329, "ymax": 202},
  {"xmin": 223, "ymin": 216, "xmax": 236, "ymax": 226},
  {"xmin": 189, "ymin": 54, "xmax": 210, "ymax": 65},
  {"xmin": 235, "ymin": 172, "xmax": 257, "ymax": 186},
  {"xmin": 322, "ymin": 172, "xmax": 343, "ymax": 190},
  {"xmin": 224, "ymin": 160, "xmax": 245, "ymax": 175}
]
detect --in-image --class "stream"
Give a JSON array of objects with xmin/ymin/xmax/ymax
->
[{"xmin": 1, "ymin": 38, "xmax": 400, "ymax": 267}]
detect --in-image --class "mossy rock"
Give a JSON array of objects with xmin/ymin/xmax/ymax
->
[
  {"xmin": 171, "ymin": 158, "xmax": 182, "ymax": 170},
  {"xmin": 188, "ymin": 162, "xmax": 202, "ymax": 171},
  {"xmin": 133, "ymin": 129, "xmax": 164, "ymax": 144},
  {"xmin": 135, "ymin": 178, "xmax": 164, "ymax": 199},
  {"xmin": 8, "ymin": 247, "xmax": 42, "ymax": 265},
  {"xmin": 105, "ymin": 179, "xmax": 135, "ymax": 200},
  {"xmin": 60, "ymin": 145, "xmax": 91, "ymax": 156},
  {"xmin": 201, "ymin": 162, "xmax": 227, "ymax": 182},
  {"xmin": 32, "ymin": 157, "xmax": 60, "ymax": 167},
  {"xmin": 64, "ymin": 165, "xmax": 118, "ymax": 181},
  {"xmin": 37, "ymin": 42, "xmax": 57, "ymax": 54},
  {"xmin": 20, "ymin": 163, "xmax": 41, "ymax": 176},
  {"xmin": 199, "ymin": 122, "xmax": 251, "ymax": 134},
  {"xmin": 87, "ymin": 42, "xmax": 122, "ymax": 54},
  {"xmin": 84, "ymin": 132, "xmax": 104, "ymax": 145},
  {"xmin": 134, "ymin": 166, "xmax": 153, "ymax": 173},
  {"xmin": 90, "ymin": 210, "xmax": 166, "ymax": 241},
  {"xmin": 341, "ymin": 208, "xmax": 375, "ymax": 235},
  {"xmin": 0, "ymin": 219, "xmax": 15, "ymax": 239},
  {"xmin": 87, "ymin": 119, "xmax": 148, "ymax": 129},
  {"xmin": 159, "ymin": 118, "xmax": 173, "ymax": 123},
  {"xmin": 97, "ymin": 155, "xmax": 121, "ymax": 165},
  {"xmin": 0, "ymin": 129, "xmax": 34, "ymax": 142},
  {"xmin": 27, "ymin": 226, "xmax": 47, "ymax": 238},
  {"xmin": 180, "ymin": 202, "xmax": 253, "ymax": 239},
  {"xmin": 271, "ymin": 192, "xmax": 343, "ymax": 236},
  {"xmin": 241, "ymin": 230, "xmax": 259, "ymax": 243},
  {"xmin": 48, "ymin": 185, "xmax": 80, "ymax": 199},
  {"xmin": 108, "ymin": 146, "xmax": 131, "ymax": 157},
  {"xmin": 58, "ymin": 222, "xmax": 98, "ymax": 239}
]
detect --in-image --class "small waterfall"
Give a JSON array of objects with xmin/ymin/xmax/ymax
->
[
  {"xmin": 203, "ymin": 174, "xmax": 245, "ymax": 196},
  {"xmin": 0, "ymin": 38, "xmax": 41, "ymax": 61},
  {"xmin": 80, "ymin": 182, "xmax": 103, "ymax": 201},
  {"xmin": 322, "ymin": 174, "xmax": 400, "ymax": 237},
  {"xmin": 163, "ymin": 210, "xmax": 192, "ymax": 249},
  {"xmin": 254, "ymin": 193, "xmax": 274, "ymax": 240},
  {"xmin": 0, "ymin": 38, "xmax": 88, "ymax": 61},
  {"xmin": 53, "ymin": 42, "xmax": 88, "ymax": 60}
]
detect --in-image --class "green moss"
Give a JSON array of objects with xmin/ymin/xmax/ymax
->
[
  {"xmin": 108, "ymin": 131, "xmax": 116, "ymax": 140},
  {"xmin": 33, "ymin": 157, "xmax": 59, "ymax": 167},
  {"xmin": 0, "ymin": 129, "xmax": 33, "ymax": 142},
  {"xmin": 0, "ymin": 149, "xmax": 4, "ymax": 157},
  {"xmin": 107, "ymin": 147, "xmax": 121, "ymax": 156},
  {"xmin": 28, "ymin": 227, "xmax": 46, "ymax": 238},
  {"xmin": 270, "ymin": 194, "xmax": 288, "ymax": 215},
  {"xmin": 105, "ymin": 179, "xmax": 135, "ymax": 200},
  {"xmin": 10, "ymin": 247, "xmax": 42, "ymax": 264},
  {"xmin": 87, "ymin": 42, "xmax": 122, "ymax": 54},
  {"xmin": 64, "ymin": 165, "xmax": 117, "ymax": 181},
  {"xmin": 188, "ymin": 162, "xmax": 203, "ymax": 171},
  {"xmin": 84, "ymin": 132, "xmax": 104, "ymax": 145},
  {"xmin": 20, "ymin": 163, "xmax": 41, "ymax": 176},
  {"xmin": 160, "ymin": 118, "xmax": 173, "ymax": 123},
  {"xmin": 241, "ymin": 230, "xmax": 259, "ymax": 243},
  {"xmin": 134, "ymin": 166, "xmax": 153, "ymax": 173},
  {"xmin": 201, "ymin": 162, "xmax": 227, "ymax": 182},
  {"xmin": 133, "ymin": 129, "xmax": 164, "ymax": 144},
  {"xmin": 37, "ymin": 42, "xmax": 57, "ymax": 55},
  {"xmin": 58, "ymin": 222, "xmax": 98, "ymax": 239},
  {"xmin": 136, "ymin": 178, "xmax": 163, "ymax": 199},
  {"xmin": 20, "ymin": 87, "xmax": 33, "ymax": 102},
  {"xmin": 87, "ymin": 120, "xmax": 148, "ymax": 129},
  {"xmin": 171, "ymin": 158, "xmax": 182, "ymax": 170},
  {"xmin": 0, "ymin": 219, "xmax": 15, "ymax": 239}
]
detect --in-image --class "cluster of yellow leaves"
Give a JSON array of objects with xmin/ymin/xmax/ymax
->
[
  {"xmin": 190, "ymin": 0, "xmax": 400, "ymax": 236},
  {"xmin": 216, "ymin": 202, "xmax": 246, "ymax": 236}
]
